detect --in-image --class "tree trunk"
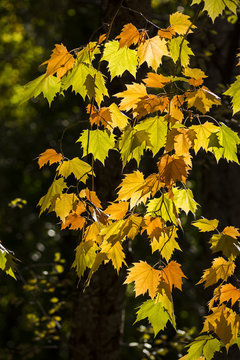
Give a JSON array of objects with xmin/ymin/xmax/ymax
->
[{"xmin": 69, "ymin": 1, "xmax": 151, "ymax": 359}]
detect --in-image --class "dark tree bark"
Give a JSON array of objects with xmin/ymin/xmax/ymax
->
[{"xmin": 69, "ymin": 1, "xmax": 151, "ymax": 360}]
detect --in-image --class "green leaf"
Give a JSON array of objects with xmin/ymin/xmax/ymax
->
[
  {"xmin": 173, "ymin": 188, "xmax": 199, "ymax": 215},
  {"xmin": 101, "ymin": 40, "xmax": 138, "ymax": 80},
  {"xmin": 17, "ymin": 74, "xmax": 61, "ymax": 105},
  {"xmin": 191, "ymin": 0, "xmax": 238, "ymax": 22},
  {"xmin": 168, "ymin": 37, "xmax": 194, "ymax": 67},
  {"xmin": 185, "ymin": 334, "xmax": 221, "ymax": 360},
  {"xmin": 224, "ymin": 75, "xmax": 240, "ymax": 115},
  {"xmin": 118, "ymin": 126, "xmax": 151, "ymax": 167},
  {"xmin": 217, "ymin": 123, "xmax": 240, "ymax": 163},
  {"xmin": 57, "ymin": 157, "xmax": 93, "ymax": 183},
  {"xmin": 0, "ymin": 243, "xmax": 17, "ymax": 279},
  {"xmin": 147, "ymin": 194, "xmax": 178, "ymax": 225},
  {"xmin": 77, "ymin": 129, "xmax": 115, "ymax": 164},
  {"xmin": 135, "ymin": 116, "xmax": 168, "ymax": 156},
  {"xmin": 72, "ymin": 240, "xmax": 98, "ymax": 278},
  {"xmin": 62, "ymin": 62, "xmax": 108, "ymax": 107},
  {"xmin": 135, "ymin": 299, "xmax": 170, "ymax": 336},
  {"xmin": 38, "ymin": 177, "xmax": 67, "ymax": 215}
]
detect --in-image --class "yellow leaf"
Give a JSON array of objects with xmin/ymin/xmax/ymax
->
[
  {"xmin": 117, "ymin": 170, "xmax": 145, "ymax": 208},
  {"xmin": 190, "ymin": 122, "xmax": 219, "ymax": 153},
  {"xmin": 173, "ymin": 128, "xmax": 195, "ymax": 156},
  {"xmin": 57, "ymin": 157, "xmax": 93, "ymax": 183},
  {"xmin": 151, "ymin": 225, "xmax": 181, "ymax": 262},
  {"xmin": 54, "ymin": 193, "xmax": 78, "ymax": 221},
  {"xmin": 108, "ymin": 103, "xmax": 129, "ymax": 130},
  {"xmin": 186, "ymin": 86, "xmax": 221, "ymax": 114},
  {"xmin": 38, "ymin": 149, "xmax": 63, "ymax": 168},
  {"xmin": 192, "ymin": 218, "xmax": 219, "ymax": 232},
  {"xmin": 219, "ymin": 284, "xmax": 240, "ymax": 306},
  {"xmin": 222, "ymin": 226, "xmax": 240, "ymax": 239},
  {"xmin": 61, "ymin": 201, "xmax": 86, "ymax": 230},
  {"xmin": 117, "ymin": 23, "xmax": 140, "ymax": 48},
  {"xmin": 105, "ymin": 202, "xmax": 129, "ymax": 220},
  {"xmin": 138, "ymin": 36, "xmax": 169, "ymax": 71},
  {"xmin": 101, "ymin": 240, "xmax": 126, "ymax": 273},
  {"xmin": 198, "ymin": 257, "xmax": 236, "ymax": 288},
  {"xmin": 41, "ymin": 43, "xmax": 75, "ymax": 80},
  {"xmin": 115, "ymin": 83, "xmax": 147, "ymax": 112},
  {"xmin": 83, "ymin": 222, "xmax": 102, "ymax": 245},
  {"xmin": 183, "ymin": 67, "xmax": 207, "ymax": 87},
  {"xmin": 125, "ymin": 261, "xmax": 161, "ymax": 298},
  {"xmin": 170, "ymin": 12, "xmax": 195, "ymax": 35}
]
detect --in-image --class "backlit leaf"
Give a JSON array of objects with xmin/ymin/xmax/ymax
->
[
  {"xmin": 77, "ymin": 129, "xmax": 115, "ymax": 164},
  {"xmin": 115, "ymin": 83, "xmax": 147, "ymax": 112},
  {"xmin": 198, "ymin": 257, "xmax": 235, "ymax": 288},
  {"xmin": 157, "ymin": 154, "xmax": 188, "ymax": 187},
  {"xmin": 186, "ymin": 87, "xmax": 221, "ymax": 114},
  {"xmin": 143, "ymin": 73, "xmax": 170, "ymax": 88},
  {"xmin": 124, "ymin": 261, "xmax": 161, "ymax": 298},
  {"xmin": 117, "ymin": 170, "xmax": 145, "ymax": 209},
  {"xmin": 117, "ymin": 23, "xmax": 140, "ymax": 48},
  {"xmin": 192, "ymin": 218, "xmax": 219, "ymax": 232},
  {"xmin": 102, "ymin": 40, "xmax": 138, "ymax": 80},
  {"xmin": 210, "ymin": 233, "xmax": 240, "ymax": 260},
  {"xmin": 190, "ymin": 122, "xmax": 219, "ymax": 153},
  {"xmin": 135, "ymin": 299, "xmax": 170, "ymax": 336},
  {"xmin": 57, "ymin": 157, "xmax": 92, "ymax": 183},
  {"xmin": 168, "ymin": 37, "xmax": 194, "ymax": 67},
  {"xmin": 105, "ymin": 202, "xmax": 129, "ymax": 220},
  {"xmin": 138, "ymin": 36, "xmax": 169, "ymax": 71},
  {"xmin": 219, "ymin": 284, "xmax": 240, "ymax": 306},
  {"xmin": 224, "ymin": 76, "xmax": 240, "ymax": 114},
  {"xmin": 216, "ymin": 122, "xmax": 240, "ymax": 163},
  {"xmin": 100, "ymin": 240, "xmax": 126, "ymax": 273},
  {"xmin": 54, "ymin": 193, "xmax": 78, "ymax": 221},
  {"xmin": 38, "ymin": 149, "xmax": 63, "ymax": 168},
  {"xmin": 191, "ymin": 0, "xmax": 238, "ymax": 22},
  {"xmin": 38, "ymin": 178, "xmax": 67, "ymax": 215},
  {"xmin": 41, "ymin": 43, "xmax": 75, "ymax": 79},
  {"xmin": 170, "ymin": 12, "xmax": 195, "ymax": 35},
  {"xmin": 147, "ymin": 194, "xmax": 179, "ymax": 225},
  {"xmin": 160, "ymin": 260, "xmax": 187, "ymax": 291},
  {"xmin": 185, "ymin": 335, "xmax": 221, "ymax": 360},
  {"xmin": 0, "ymin": 243, "xmax": 17, "ymax": 279},
  {"xmin": 173, "ymin": 187, "xmax": 199, "ymax": 215},
  {"xmin": 72, "ymin": 240, "xmax": 98, "ymax": 278}
]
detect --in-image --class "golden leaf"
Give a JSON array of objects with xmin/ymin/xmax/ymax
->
[
  {"xmin": 61, "ymin": 201, "xmax": 86, "ymax": 230},
  {"xmin": 80, "ymin": 189, "xmax": 102, "ymax": 209},
  {"xmin": 222, "ymin": 226, "xmax": 240, "ymax": 239},
  {"xmin": 157, "ymin": 154, "xmax": 188, "ymax": 187},
  {"xmin": 41, "ymin": 43, "xmax": 75, "ymax": 80},
  {"xmin": 170, "ymin": 12, "xmax": 196, "ymax": 35},
  {"xmin": 115, "ymin": 83, "xmax": 147, "ymax": 112},
  {"xmin": 138, "ymin": 36, "xmax": 169, "ymax": 71},
  {"xmin": 143, "ymin": 73, "xmax": 170, "ymax": 88},
  {"xmin": 38, "ymin": 149, "xmax": 63, "ymax": 168},
  {"xmin": 160, "ymin": 260, "xmax": 187, "ymax": 291},
  {"xmin": 219, "ymin": 284, "xmax": 240, "ymax": 306},
  {"xmin": 117, "ymin": 23, "xmax": 140, "ymax": 48},
  {"xmin": 105, "ymin": 202, "xmax": 129, "ymax": 220},
  {"xmin": 158, "ymin": 26, "xmax": 176, "ymax": 39},
  {"xmin": 124, "ymin": 261, "xmax": 161, "ymax": 298}
]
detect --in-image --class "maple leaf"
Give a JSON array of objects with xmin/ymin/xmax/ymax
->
[
  {"xmin": 158, "ymin": 26, "xmax": 176, "ymax": 39},
  {"xmin": 72, "ymin": 240, "xmax": 98, "ymax": 278},
  {"xmin": 192, "ymin": 218, "xmax": 219, "ymax": 232},
  {"xmin": 54, "ymin": 193, "xmax": 78, "ymax": 221},
  {"xmin": 150, "ymin": 225, "xmax": 181, "ymax": 262},
  {"xmin": 183, "ymin": 67, "xmax": 207, "ymax": 87},
  {"xmin": 41, "ymin": 43, "xmax": 75, "ymax": 80},
  {"xmin": 57, "ymin": 157, "xmax": 93, "ymax": 183},
  {"xmin": 138, "ymin": 36, "xmax": 169, "ymax": 71},
  {"xmin": 135, "ymin": 299, "xmax": 170, "ymax": 336},
  {"xmin": 219, "ymin": 284, "xmax": 240, "ymax": 306},
  {"xmin": 124, "ymin": 261, "xmax": 161, "ymax": 298},
  {"xmin": 173, "ymin": 128, "xmax": 195, "ymax": 157},
  {"xmin": 77, "ymin": 129, "xmax": 115, "ymax": 164},
  {"xmin": 160, "ymin": 260, "xmax": 187, "ymax": 291},
  {"xmin": 0, "ymin": 243, "xmax": 17, "ymax": 279},
  {"xmin": 134, "ymin": 95, "xmax": 169, "ymax": 119},
  {"xmin": 191, "ymin": 0, "xmax": 238, "ymax": 22},
  {"xmin": 170, "ymin": 12, "xmax": 195, "ymax": 35},
  {"xmin": 118, "ymin": 126, "xmax": 151, "ymax": 167},
  {"xmin": 108, "ymin": 103, "xmax": 129, "ymax": 130},
  {"xmin": 17, "ymin": 74, "xmax": 61, "ymax": 105},
  {"xmin": 87, "ymin": 105, "xmax": 112, "ymax": 128},
  {"xmin": 173, "ymin": 187, "xmax": 199, "ymax": 215},
  {"xmin": 143, "ymin": 73, "xmax": 170, "ymax": 88},
  {"xmin": 197, "ymin": 257, "xmax": 236, "ymax": 288},
  {"xmin": 101, "ymin": 40, "xmax": 138, "ymax": 80},
  {"xmin": 117, "ymin": 170, "xmax": 145, "ymax": 209},
  {"xmin": 168, "ymin": 37, "xmax": 194, "ymax": 67},
  {"xmin": 38, "ymin": 178, "xmax": 67, "ymax": 215},
  {"xmin": 157, "ymin": 154, "xmax": 188, "ymax": 187},
  {"xmin": 222, "ymin": 226, "xmax": 240, "ymax": 238},
  {"xmin": 184, "ymin": 335, "xmax": 221, "ymax": 360},
  {"xmin": 210, "ymin": 233, "xmax": 240, "ymax": 260},
  {"xmin": 61, "ymin": 201, "xmax": 86, "ymax": 230},
  {"xmin": 115, "ymin": 83, "xmax": 147, "ymax": 112},
  {"xmin": 147, "ymin": 194, "xmax": 179, "ymax": 225},
  {"xmin": 76, "ymin": 42, "xmax": 101, "ymax": 64},
  {"xmin": 100, "ymin": 240, "xmax": 126, "ymax": 273},
  {"xmin": 135, "ymin": 116, "xmax": 168, "ymax": 156},
  {"xmin": 117, "ymin": 23, "xmax": 140, "ymax": 48},
  {"xmin": 215, "ymin": 122, "xmax": 240, "ymax": 163},
  {"xmin": 105, "ymin": 202, "xmax": 129, "ymax": 220},
  {"xmin": 38, "ymin": 149, "xmax": 63, "ymax": 168},
  {"xmin": 83, "ymin": 222, "xmax": 102, "ymax": 244},
  {"xmin": 190, "ymin": 122, "xmax": 219, "ymax": 153},
  {"xmin": 186, "ymin": 87, "xmax": 221, "ymax": 114}
]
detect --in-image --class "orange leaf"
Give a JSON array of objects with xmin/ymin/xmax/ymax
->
[
  {"xmin": 124, "ymin": 261, "xmax": 161, "ymax": 298},
  {"xmin": 219, "ymin": 284, "xmax": 240, "ymax": 306},
  {"xmin": 98, "ymin": 33, "xmax": 106, "ymax": 45},
  {"xmin": 158, "ymin": 26, "xmax": 176, "ymax": 39},
  {"xmin": 222, "ymin": 226, "xmax": 240, "ymax": 239},
  {"xmin": 174, "ymin": 128, "xmax": 195, "ymax": 156},
  {"xmin": 160, "ymin": 260, "xmax": 187, "ymax": 291},
  {"xmin": 61, "ymin": 201, "xmax": 86, "ymax": 230},
  {"xmin": 80, "ymin": 189, "xmax": 102, "ymax": 209},
  {"xmin": 157, "ymin": 154, "xmax": 188, "ymax": 186},
  {"xmin": 105, "ymin": 202, "xmax": 129, "ymax": 220},
  {"xmin": 117, "ymin": 23, "xmax": 140, "ymax": 48},
  {"xmin": 134, "ymin": 94, "xmax": 169, "ymax": 119},
  {"xmin": 38, "ymin": 149, "xmax": 63, "ymax": 168},
  {"xmin": 41, "ymin": 43, "xmax": 75, "ymax": 80},
  {"xmin": 87, "ymin": 104, "xmax": 112, "ymax": 128},
  {"xmin": 143, "ymin": 73, "xmax": 170, "ymax": 88}
]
